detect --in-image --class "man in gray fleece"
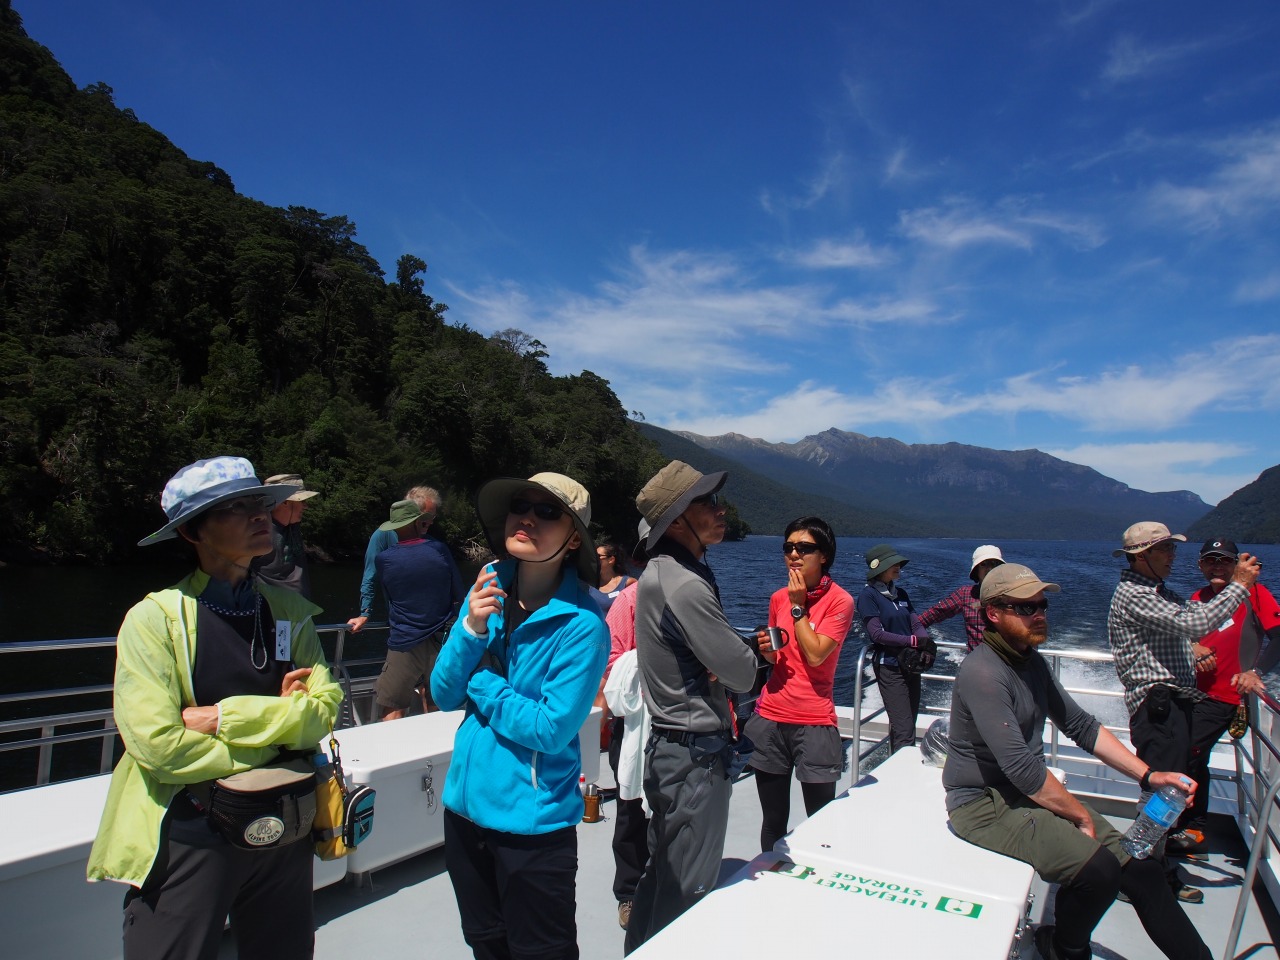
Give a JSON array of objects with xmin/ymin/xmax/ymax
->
[
  {"xmin": 944, "ymin": 563, "xmax": 1209, "ymax": 960},
  {"xmin": 623, "ymin": 461, "xmax": 760, "ymax": 954}
]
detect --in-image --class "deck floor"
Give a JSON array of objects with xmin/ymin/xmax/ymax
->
[{"xmin": 220, "ymin": 760, "xmax": 1279, "ymax": 960}]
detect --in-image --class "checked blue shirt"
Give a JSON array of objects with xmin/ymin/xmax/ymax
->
[{"xmin": 1107, "ymin": 568, "xmax": 1247, "ymax": 717}]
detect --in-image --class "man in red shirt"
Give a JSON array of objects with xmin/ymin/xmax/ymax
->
[{"xmin": 1171, "ymin": 538, "xmax": 1280, "ymax": 854}]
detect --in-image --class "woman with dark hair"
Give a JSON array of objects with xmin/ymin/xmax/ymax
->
[
  {"xmin": 745, "ymin": 516, "xmax": 855, "ymax": 852},
  {"xmin": 596, "ymin": 540, "xmax": 633, "ymax": 612},
  {"xmin": 431, "ymin": 472, "xmax": 609, "ymax": 960},
  {"xmin": 87, "ymin": 456, "xmax": 343, "ymax": 959},
  {"xmin": 857, "ymin": 543, "xmax": 931, "ymax": 753}
]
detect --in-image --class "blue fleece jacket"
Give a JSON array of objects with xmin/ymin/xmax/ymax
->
[{"xmin": 432, "ymin": 560, "xmax": 609, "ymax": 834}]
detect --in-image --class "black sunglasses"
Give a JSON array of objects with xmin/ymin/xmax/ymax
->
[
  {"xmin": 782, "ymin": 541, "xmax": 821, "ymax": 556},
  {"xmin": 996, "ymin": 599, "xmax": 1049, "ymax": 616},
  {"xmin": 509, "ymin": 498, "xmax": 566, "ymax": 522},
  {"xmin": 690, "ymin": 492, "xmax": 719, "ymax": 508}
]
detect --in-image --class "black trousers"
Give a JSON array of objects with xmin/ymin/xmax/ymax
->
[
  {"xmin": 608, "ymin": 717, "xmax": 650, "ymax": 902},
  {"xmin": 122, "ymin": 832, "xmax": 314, "ymax": 960},
  {"xmin": 873, "ymin": 653, "xmax": 921, "ymax": 752},
  {"xmin": 1128, "ymin": 687, "xmax": 1194, "ymax": 871},
  {"xmin": 1184, "ymin": 697, "xmax": 1237, "ymax": 829},
  {"xmin": 444, "ymin": 809, "xmax": 579, "ymax": 960}
]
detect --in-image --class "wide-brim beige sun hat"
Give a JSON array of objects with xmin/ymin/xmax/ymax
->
[
  {"xmin": 475, "ymin": 473, "xmax": 598, "ymax": 585},
  {"xmin": 635, "ymin": 460, "xmax": 727, "ymax": 549},
  {"xmin": 1111, "ymin": 521, "xmax": 1187, "ymax": 558}
]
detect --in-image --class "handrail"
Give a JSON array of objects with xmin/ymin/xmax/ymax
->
[{"xmin": 0, "ymin": 621, "xmax": 389, "ymax": 786}]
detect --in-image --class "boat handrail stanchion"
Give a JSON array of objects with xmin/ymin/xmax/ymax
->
[{"xmin": 1222, "ymin": 772, "xmax": 1280, "ymax": 960}]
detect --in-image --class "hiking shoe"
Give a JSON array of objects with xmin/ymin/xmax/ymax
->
[
  {"xmin": 1166, "ymin": 828, "xmax": 1207, "ymax": 860},
  {"xmin": 1034, "ymin": 924, "xmax": 1057, "ymax": 959},
  {"xmin": 617, "ymin": 901, "xmax": 632, "ymax": 929},
  {"xmin": 1172, "ymin": 880, "xmax": 1204, "ymax": 904}
]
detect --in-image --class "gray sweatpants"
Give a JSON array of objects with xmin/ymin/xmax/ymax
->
[{"xmin": 623, "ymin": 737, "xmax": 731, "ymax": 954}]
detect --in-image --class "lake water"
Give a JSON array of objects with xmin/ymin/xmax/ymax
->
[
  {"xmin": 3, "ymin": 536, "xmax": 1278, "ymax": 787},
  {"xmin": 5, "ymin": 535, "xmax": 1278, "ymax": 700}
]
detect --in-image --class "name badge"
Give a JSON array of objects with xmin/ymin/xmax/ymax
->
[
  {"xmin": 1218, "ymin": 616, "xmax": 1236, "ymax": 633},
  {"xmin": 275, "ymin": 620, "xmax": 292, "ymax": 661}
]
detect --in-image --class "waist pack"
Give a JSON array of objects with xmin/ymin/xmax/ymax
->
[
  {"xmin": 202, "ymin": 758, "xmax": 317, "ymax": 851},
  {"xmin": 312, "ymin": 733, "xmax": 376, "ymax": 860},
  {"xmin": 896, "ymin": 638, "xmax": 937, "ymax": 675}
]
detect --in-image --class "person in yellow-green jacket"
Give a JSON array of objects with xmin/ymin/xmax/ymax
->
[{"xmin": 87, "ymin": 456, "xmax": 343, "ymax": 960}]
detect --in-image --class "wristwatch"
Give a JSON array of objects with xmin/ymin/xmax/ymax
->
[{"xmin": 791, "ymin": 604, "xmax": 806, "ymax": 621}]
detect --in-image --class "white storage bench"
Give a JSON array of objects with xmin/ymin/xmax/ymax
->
[
  {"xmin": 629, "ymin": 849, "xmax": 1024, "ymax": 957},
  {"xmin": 778, "ymin": 748, "xmax": 1037, "ymax": 917}
]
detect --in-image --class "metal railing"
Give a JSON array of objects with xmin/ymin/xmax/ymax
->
[{"xmin": 0, "ymin": 622, "xmax": 390, "ymax": 789}]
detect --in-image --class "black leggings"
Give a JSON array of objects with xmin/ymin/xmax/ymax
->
[
  {"xmin": 1051, "ymin": 847, "xmax": 1209, "ymax": 960},
  {"xmin": 754, "ymin": 770, "xmax": 836, "ymax": 852}
]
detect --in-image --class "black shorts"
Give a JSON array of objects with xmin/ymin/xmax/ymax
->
[{"xmin": 743, "ymin": 714, "xmax": 843, "ymax": 783}]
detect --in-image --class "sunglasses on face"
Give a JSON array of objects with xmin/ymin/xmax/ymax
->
[
  {"xmin": 782, "ymin": 541, "xmax": 821, "ymax": 556},
  {"xmin": 509, "ymin": 498, "xmax": 566, "ymax": 522},
  {"xmin": 996, "ymin": 600, "xmax": 1050, "ymax": 616},
  {"xmin": 690, "ymin": 492, "xmax": 720, "ymax": 508},
  {"xmin": 212, "ymin": 495, "xmax": 269, "ymax": 518},
  {"xmin": 1200, "ymin": 555, "xmax": 1236, "ymax": 566}
]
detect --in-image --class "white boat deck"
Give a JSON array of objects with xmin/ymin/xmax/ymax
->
[{"xmin": 3, "ymin": 709, "xmax": 1277, "ymax": 958}]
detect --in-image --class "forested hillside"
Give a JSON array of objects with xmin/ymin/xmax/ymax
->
[
  {"xmin": 0, "ymin": 4, "xmax": 664, "ymax": 563},
  {"xmin": 1186, "ymin": 465, "xmax": 1280, "ymax": 545}
]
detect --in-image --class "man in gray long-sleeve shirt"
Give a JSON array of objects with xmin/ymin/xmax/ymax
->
[
  {"xmin": 624, "ymin": 461, "xmax": 760, "ymax": 954},
  {"xmin": 945, "ymin": 563, "xmax": 1209, "ymax": 960}
]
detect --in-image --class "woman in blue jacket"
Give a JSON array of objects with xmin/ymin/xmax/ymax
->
[
  {"xmin": 856, "ymin": 543, "xmax": 931, "ymax": 753},
  {"xmin": 432, "ymin": 472, "xmax": 609, "ymax": 960}
]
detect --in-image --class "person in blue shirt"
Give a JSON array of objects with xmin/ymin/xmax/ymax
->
[
  {"xmin": 347, "ymin": 485, "xmax": 440, "ymax": 633},
  {"xmin": 372, "ymin": 497, "xmax": 463, "ymax": 721},
  {"xmin": 432, "ymin": 472, "xmax": 608, "ymax": 960}
]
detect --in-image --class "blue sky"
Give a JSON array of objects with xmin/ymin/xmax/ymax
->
[{"xmin": 20, "ymin": 1, "xmax": 1280, "ymax": 505}]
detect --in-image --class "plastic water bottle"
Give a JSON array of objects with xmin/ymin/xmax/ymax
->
[{"xmin": 1121, "ymin": 785, "xmax": 1188, "ymax": 859}]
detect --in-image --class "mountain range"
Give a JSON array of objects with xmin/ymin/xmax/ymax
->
[{"xmin": 639, "ymin": 424, "xmax": 1214, "ymax": 541}]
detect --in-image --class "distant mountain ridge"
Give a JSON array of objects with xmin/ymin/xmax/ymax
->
[
  {"xmin": 648, "ymin": 425, "xmax": 1210, "ymax": 540},
  {"xmin": 1187, "ymin": 465, "xmax": 1280, "ymax": 544}
]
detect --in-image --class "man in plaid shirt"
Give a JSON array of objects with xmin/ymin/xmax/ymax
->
[
  {"xmin": 920, "ymin": 544, "xmax": 1005, "ymax": 651},
  {"xmin": 1107, "ymin": 521, "xmax": 1261, "ymax": 901}
]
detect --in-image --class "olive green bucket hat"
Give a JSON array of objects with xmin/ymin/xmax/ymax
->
[
  {"xmin": 864, "ymin": 543, "xmax": 910, "ymax": 581},
  {"xmin": 635, "ymin": 460, "xmax": 727, "ymax": 550}
]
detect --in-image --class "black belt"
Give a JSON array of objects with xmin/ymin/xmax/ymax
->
[{"xmin": 651, "ymin": 727, "xmax": 729, "ymax": 746}]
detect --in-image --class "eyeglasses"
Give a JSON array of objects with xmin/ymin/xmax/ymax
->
[
  {"xmin": 690, "ymin": 493, "xmax": 719, "ymax": 508},
  {"xmin": 1200, "ymin": 555, "xmax": 1236, "ymax": 566},
  {"xmin": 211, "ymin": 495, "xmax": 269, "ymax": 518},
  {"xmin": 509, "ymin": 498, "xmax": 566, "ymax": 522},
  {"xmin": 995, "ymin": 600, "xmax": 1049, "ymax": 616},
  {"xmin": 1149, "ymin": 542, "xmax": 1179, "ymax": 554},
  {"xmin": 782, "ymin": 541, "xmax": 821, "ymax": 556}
]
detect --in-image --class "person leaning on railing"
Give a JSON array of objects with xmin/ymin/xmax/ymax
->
[{"xmin": 86, "ymin": 456, "xmax": 342, "ymax": 960}]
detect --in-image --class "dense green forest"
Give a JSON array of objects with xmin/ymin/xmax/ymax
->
[
  {"xmin": 0, "ymin": 4, "xmax": 695, "ymax": 564},
  {"xmin": 1187, "ymin": 466, "xmax": 1280, "ymax": 545}
]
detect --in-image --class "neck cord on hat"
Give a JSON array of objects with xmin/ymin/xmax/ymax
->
[{"xmin": 196, "ymin": 588, "xmax": 269, "ymax": 670}]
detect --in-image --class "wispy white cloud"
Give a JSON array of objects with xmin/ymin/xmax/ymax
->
[
  {"xmin": 897, "ymin": 198, "xmax": 1106, "ymax": 251},
  {"xmin": 759, "ymin": 151, "xmax": 848, "ymax": 216},
  {"xmin": 781, "ymin": 236, "xmax": 894, "ymax": 270},
  {"xmin": 448, "ymin": 244, "xmax": 942, "ymax": 388},
  {"xmin": 1146, "ymin": 126, "xmax": 1280, "ymax": 231},
  {"xmin": 1100, "ymin": 34, "xmax": 1211, "ymax": 83},
  {"xmin": 1235, "ymin": 270, "xmax": 1280, "ymax": 303},
  {"xmin": 1044, "ymin": 441, "xmax": 1256, "ymax": 503},
  {"xmin": 656, "ymin": 334, "xmax": 1280, "ymax": 442}
]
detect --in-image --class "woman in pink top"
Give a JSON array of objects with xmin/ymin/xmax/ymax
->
[{"xmin": 744, "ymin": 516, "xmax": 854, "ymax": 852}]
